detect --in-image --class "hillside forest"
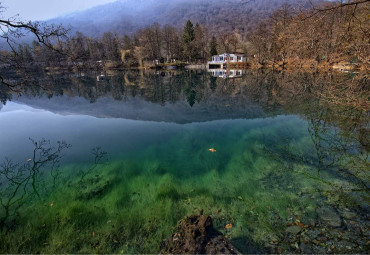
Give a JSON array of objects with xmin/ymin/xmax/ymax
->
[{"xmin": 3, "ymin": 0, "xmax": 370, "ymax": 70}]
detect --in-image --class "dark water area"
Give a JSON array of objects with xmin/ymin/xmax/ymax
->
[{"xmin": 0, "ymin": 70, "xmax": 369, "ymax": 253}]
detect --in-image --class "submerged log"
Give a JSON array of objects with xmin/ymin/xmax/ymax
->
[{"xmin": 160, "ymin": 213, "xmax": 240, "ymax": 254}]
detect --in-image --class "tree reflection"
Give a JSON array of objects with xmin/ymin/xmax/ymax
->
[{"xmin": 265, "ymin": 102, "xmax": 369, "ymax": 196}]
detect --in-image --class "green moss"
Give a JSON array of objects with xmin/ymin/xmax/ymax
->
[{"xmin": 1, "ymin": 115, "xmax": 367, "ymax": 253}]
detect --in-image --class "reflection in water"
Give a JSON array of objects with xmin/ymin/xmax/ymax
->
[
  {"xmin": 0, "ymin": 70, "xmax": 368, "ymax": 253},
  {"xmin": 207, "ymin": 69, "xmax": 246, "ymax": 78}
]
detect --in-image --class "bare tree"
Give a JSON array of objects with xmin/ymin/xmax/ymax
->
[
  {"xmin": 0, "ymin": 2, "xmax": 68, "ymax": 89},
  {"xmin": 304, "ymin": 0, "xmax": 370, "ymax": 20},
  {"xmin": 0, "ymin": 139, "xmax": 71, "ymax": 230}
]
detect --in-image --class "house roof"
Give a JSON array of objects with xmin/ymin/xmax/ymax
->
[{"xmin": 213, "ymin": 53, "xmax": 246, "ymax": 57}]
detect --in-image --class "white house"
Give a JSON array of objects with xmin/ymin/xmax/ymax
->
[{"xmin": 207, "ymin": 53, "xmax": 248, "ymax": 69}]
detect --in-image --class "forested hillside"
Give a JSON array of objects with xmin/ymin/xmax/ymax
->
[
  {"xmin": 4, "ymin": 0, "xmax": 369, "ymax": 74},
  {"xmin": 49, "ymin": 0, "xmax": 322, "ymax": 37}
]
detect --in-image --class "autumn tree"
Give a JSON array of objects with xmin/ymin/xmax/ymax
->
[
  {"xmin": 248, "ymin": 22, "xmax": 271, "ymax": 65},
  {"xmin": 268, "ymin": 3, "xmax": 294, "ymax": 63},
  {"xmin": 194, "ymin": 23, "xmax": 209, "ymax": 62}
]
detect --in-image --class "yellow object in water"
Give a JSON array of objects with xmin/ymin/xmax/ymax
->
[
  {"xmin": 225, "ymin": 223, "xmax": 232, "ymax": 229},
  {"xmin": 208, "ymin": 148, "xmax": 216, "ymax": 152}
]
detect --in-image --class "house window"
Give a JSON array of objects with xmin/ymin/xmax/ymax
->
[
  {"xmin": 237, "ymin": 56, "xmax": 241, "ymax": 61},
  {"xmin": 230, "ymin": 57, "xmax": 234, "ymax": 61},
  {"xmin": 220, "ymin": 57, "xmax": 223, "ymax": 61}
]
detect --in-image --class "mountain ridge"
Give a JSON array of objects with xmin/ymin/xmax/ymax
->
[{"xmin": 47, "ymin": 0, "xmax": 321, "ymax": 37}]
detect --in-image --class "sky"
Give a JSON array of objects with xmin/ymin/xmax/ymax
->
[{"xmin": 1, "ymin": 0, "xmax": 118, "ymax": 21}]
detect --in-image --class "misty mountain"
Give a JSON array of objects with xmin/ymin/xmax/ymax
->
[
  {"xmin": 13, "ymin": 94, "xmax": 266, "ymax": 124},
  {"xmin": 48, "ymin": 0, "xmax": 319, "ymax": 37}
]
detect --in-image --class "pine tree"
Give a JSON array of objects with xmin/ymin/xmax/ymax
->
[
  {"xmin": 182, "ymin": 20, "xmax": 195, "ymax": 62},
  {"xmin": 209, "ymin": 36, "xmax": 218, "ymax": 57}
]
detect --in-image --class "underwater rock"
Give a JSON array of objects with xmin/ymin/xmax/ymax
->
[
  {"xmin": 341, "ymin": 211, "xmax": 357, "ymax": 220},
  {"xmin": 299, "ymin": 242, "xmax": 313, "ymax": 254},
  {"xmin": 286, "ymin": 225, "xmax": 302, "ymax": 234},
  {"xmin": 316, "ymin": 207, "xmax": 341, "ymax": 227},
  {"xmin": 160, "ymin": 214, "xmax": 240, "ymax": 254}
]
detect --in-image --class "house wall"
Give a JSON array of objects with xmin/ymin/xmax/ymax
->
[{"xmin": 208, "ymin": 53, "xmax": 247, "ymax": 69}]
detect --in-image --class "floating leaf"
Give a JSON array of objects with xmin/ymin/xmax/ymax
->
[
  {"xmin": 237, "ymin": 196, "xmax": 243, "ymax": 200},
  {"xmin": 208, "ymin": 148, "xmax": 216, "ymax": 152},
  {"xmin": 225, "ymin": 223, "xmax": 232, "ymax": 229}
]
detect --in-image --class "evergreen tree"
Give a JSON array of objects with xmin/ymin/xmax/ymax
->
[
  {"xmin": 182, "ymin": 20, "xmax": 195, "ymax": 62},
  {"xmin": 209, "ymin": 36, "xmax": 218, "ymax": 57}
]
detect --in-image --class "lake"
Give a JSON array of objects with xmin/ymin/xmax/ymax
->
[{"xmin": 0, "ymin": 70, "xmax": 368, "ymax": 253}]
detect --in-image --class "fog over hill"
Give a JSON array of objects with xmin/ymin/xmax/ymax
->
[{"xmin": 48, "ymin": 0, "xmax": 321, "ymax": 37}]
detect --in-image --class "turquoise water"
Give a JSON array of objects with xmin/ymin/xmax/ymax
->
[{"xmin": 0, "ymin": 71, "xmax": 368, "ymax": 253}]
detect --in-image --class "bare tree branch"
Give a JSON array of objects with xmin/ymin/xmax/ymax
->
[{"xmin": 302, "ymin": 0, "xmax": 370, "ymax": 20}]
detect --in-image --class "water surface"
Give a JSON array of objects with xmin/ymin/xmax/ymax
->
[{"xmin": 0, "ymin": 70, "xmax": 368, "ymax": 253}]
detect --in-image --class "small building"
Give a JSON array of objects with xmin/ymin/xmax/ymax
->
[{"xmin": 207, "ymin": 53, "xmax": 248, "ymax": 69}]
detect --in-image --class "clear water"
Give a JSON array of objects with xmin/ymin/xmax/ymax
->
[{"xmin": 0, "ymin": 70, "xmax": 368, "ymax": 253}]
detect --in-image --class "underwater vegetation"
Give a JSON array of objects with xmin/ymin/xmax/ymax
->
[{"xmin": 0, "ymin": 113, "xmax": 368, "ymax": 253}]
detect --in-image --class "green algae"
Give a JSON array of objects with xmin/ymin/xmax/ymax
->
[{"xmin": 0, "ymin": 113, "xmax": 368, "ymax": 254}]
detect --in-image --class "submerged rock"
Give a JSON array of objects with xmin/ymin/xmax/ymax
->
[
  {"xmin": 286, "ymin": 225, "xmax": 302, "ymax": 234},
  {"xmin": 160, "ymin": 214, "xmax": 240, "ymax": 254},
  {"xmin": 341, "ymin": 211, "xmax": 357, "ymax": 220},
  {"xmin": 316, "ymin": 207, "xmax": 341, "ymax": 227}
]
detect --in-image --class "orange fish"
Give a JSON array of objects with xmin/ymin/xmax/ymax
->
[
  {"xmin": 225, "ymin": 223, "xmax": 232, "ymax": 229},
  {"xmin": 208, "ymin": 148, "xmax": 216, "ymax": 152}
]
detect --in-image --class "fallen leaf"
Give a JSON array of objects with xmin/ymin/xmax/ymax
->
[
  {"xmin": 225, "ymin": 223, "xmax": 233, "ymax": 229},
  {"xmin": 92, "ymin": 232, "xmax": 95, "ymax": 237},
  {"xmin": 50, "ymin": 202, "xmax": 54, "ymax": 207}
]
